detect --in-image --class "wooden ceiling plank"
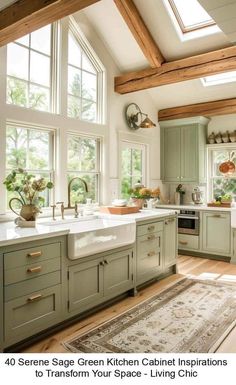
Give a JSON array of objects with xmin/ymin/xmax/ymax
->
[
  {"xmin": 0, "ymin": 0, "xmax": 101, "ymax": 46},
  {"xmin": 114, "ymin": 0, "xmax": 165, "ymax": 68},
  {"xmin": 158, "ymin": 98, "xmax": 236, "ymax": 121},
  {"xmin": 115, "ymin": 45, "xmax": 236, "ymax": 93}
]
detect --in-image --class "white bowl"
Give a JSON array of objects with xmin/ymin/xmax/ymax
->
[{"xmin": 112, "ymin": 199, "xmax": 127, "ymax": 207}]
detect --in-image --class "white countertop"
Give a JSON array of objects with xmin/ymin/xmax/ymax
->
[
  {"xmin": 155, "ymin": 204, "xmax": 233, "ymax": 212},
  {"xmin": 0, "ymin": 209, "xmax": 176, "ymax": 247}
]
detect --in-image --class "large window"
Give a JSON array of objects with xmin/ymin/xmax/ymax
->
[
  {"xmin": 208, "ymin": 146, "xmax": 236, "ymax": 201},
  {"xmin": 120, "ymin": 142, "xmax": 146, "ymax": 199},
  {"xmin": 6, "ymin": 25, "xmax": 55, "ymax": 112},
  {"xmin": 6, "ymin": 123, "xmax": 55, "ymax": 207},
  {"xmin": 67, "ymin": 134, "xmax": 101, "ymax": 204},
  {"xmin": 168, "ymin": 0, "xmax": 215, "ymax": 33},
  {"xmin": 67, "ymin": 32, "xmax": 97, "ymax": 122}
]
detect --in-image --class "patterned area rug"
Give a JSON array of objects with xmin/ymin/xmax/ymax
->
[{"xmin": 64, "ymin": 278, "xmax": 236, "ymax": 353}]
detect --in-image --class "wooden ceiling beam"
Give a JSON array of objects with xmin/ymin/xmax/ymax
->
[
  {"xmin": 0, "ymin": 0, "xmax": 101, "ymax": 46},
  {"xmin": 114, "ymin": 0, "xmax": 164, "ymax": 68},
  {"xmin": 158, "ymin": 98, "xmax": 236, "ymax": 121},
  {"xmin": 115, "ymin": 46, "xmax": 236, "ymax": 94}
]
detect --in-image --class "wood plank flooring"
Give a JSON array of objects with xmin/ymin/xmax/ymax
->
[{"xmin": 21, "ymin": 256, "xmax": 236, "ymax": 353}]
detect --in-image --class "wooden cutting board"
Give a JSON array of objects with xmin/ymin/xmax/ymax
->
[
  {"xmin": 207, "ymin": 202, "xmax": 231, "ymax": 208},
  {"xmin": 99, "ymin": 206, "xmax": 140, "ymax": 214}
]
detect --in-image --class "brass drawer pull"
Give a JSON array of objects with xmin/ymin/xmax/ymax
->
[
  {"xmin": 104, "ymin": 260, "xmax": 109, "ymax": 265},
  {"xmin": 165, "ymin": 218, "xmax": 175, "ymax": 225},
  {"xmin": 27, "ymin": 251, "xmax": 42, "ymax": 258},
  {"xmin": 179, "ymin": 241, "xmax": 188, "ymax": 245},
  {"xmin": 147, "ymin": 235, "xmax": 156, "ymax": 240},
  {"xmin": 211, "ymin": 214, "xmax": 221, "ymax": 218},
  {"xmin": 148, "ymin": 225, "xmax": 155, "ymax": 231},
  {"xmin": 27, "ymin": 266, "xmax": 42, "ymax": 274},
  {"xmin": 147, "ymin": 251, "xmax": 156, "ymax": 257},
  {"xmin": 100, "ymin": 261, "xmax": 105, "ymax": 266},
  {"xmin": 27, "ymin": 294, "xmax": 43, "ymax": 302}
]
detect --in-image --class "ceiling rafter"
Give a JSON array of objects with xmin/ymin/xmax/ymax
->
[
  {"xmin": 0, "ymin": 0, "xmax": 101, "ymax": 47},
  {"xmin": 114, "ymin": 0, "xmax": 165, "ymax": 68},
  {"xmin": 158, "ymin": 97, "xmax": 236, "ymax": 121},
  {"xmin": 115, "ymin": 46, "xmax": 236, "ymax": 94}
]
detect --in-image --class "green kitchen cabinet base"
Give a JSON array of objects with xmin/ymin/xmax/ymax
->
[
  {"xmin": 67, "ymin": 247, "xmax": 134, "ymax": 315},
  {"xmin": 4, "ymin": 284, "xmax": 62, "ymax": 346},
  {"xmin": 202, "ymin": 212, "xmax": 231, "ymax": 256}
]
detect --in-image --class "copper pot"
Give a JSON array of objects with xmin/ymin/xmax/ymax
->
[{"xmin": 219, "ymin": 160, "xmax": 235, "ymax": 175}]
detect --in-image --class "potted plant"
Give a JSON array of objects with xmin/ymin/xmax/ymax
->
[
  {"xmin": 129, "ymin": 184, "xmax": 160, "ymax": 209},
  {"xmin": 3, "ymin": 168, "xmax": 54, "ymax": 221}
]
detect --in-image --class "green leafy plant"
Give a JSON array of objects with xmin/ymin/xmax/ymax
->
[
  {"xmin": 3, "ymin": 168, "xmax": 54, "ymax": 208},
  {"xmin": 176, "ymin": 184, "xmax": 185, "ymax": 195}
]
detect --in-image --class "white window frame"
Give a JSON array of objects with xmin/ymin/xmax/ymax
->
[
  {"xmin": 6, "ymin": 22, "xmax": 60, "ymax": 114},
  {"xmin": 67, "ymin": 132, "xmax": 101, "ymax": 204},
  {"xmin": 67, "ymin": 17, "xmax": 105, "ymax": 124},
  {"xmin": 120, "ymin": 140, "xmax": 147, "ymax": 198},
  {"xmin": 5, "ymin": 121, "xmax": 55, "ymax": 211},
  {"xmin": 207, "ymin": 143, "xmax": 236, "ymax": 201}
]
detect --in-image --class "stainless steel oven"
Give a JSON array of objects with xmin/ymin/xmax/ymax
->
[{"xmin": 178, "ymin": 210, "xmax": 200, "ymax": 236}]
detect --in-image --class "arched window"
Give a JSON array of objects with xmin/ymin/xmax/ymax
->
[{"xmin": 67, "ymin": 19, "xmax": 105, "ymax": 123}]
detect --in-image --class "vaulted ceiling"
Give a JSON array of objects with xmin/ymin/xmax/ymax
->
[{"xmin": 1, "ymin": 0, "xmax": 236, "ymax": 110}]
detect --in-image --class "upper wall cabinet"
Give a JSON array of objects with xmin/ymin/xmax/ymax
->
[{"xmin": 160, "ymin": 116, "xmax": 210, "ymax": 183}]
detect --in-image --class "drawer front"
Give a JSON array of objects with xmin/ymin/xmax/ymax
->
[
  {"xmin": 4, "ymin": 271, "xmax": 61, "ymax": 301},
  {"xmin": 4, "ymin": 242, "xmax": 61, "ymax": 270},
  {"xmin": 137, "ymin": 233, "xmax": 161, "ymax": 256},
  {"xmin": 178, "ymin": 234, "xmax": 199, "ymax": 250},
  {"xmin": 4, "ymin": 284, "xmax": 61, "ymax": 345},
  {"xmin": 137, "ymin": 221, "xmax": 163, "ymax": 237},
  {"xmin": 4, "ymin": 258, "xmax": 60, "ymax": 285}
]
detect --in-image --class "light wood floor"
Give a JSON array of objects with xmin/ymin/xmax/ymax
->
[{"xmin": 21, "ymin": 255, "xmax": 236, "ymax": 353}]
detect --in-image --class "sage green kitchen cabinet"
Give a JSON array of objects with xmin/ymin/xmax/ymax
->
[
  {"xmin": 160, "ymin": 116, "xmax": 209, "ymax": 183},
  {"xmin": 202, "ymin": 211, "xmax": 231, "ymax": 256},
  {"xmin": 136, "ymin": 221, "xmax": 163, "ymax": 285},
  {"xmin": 68, "ymin": 247, "xmax": 134, "ymax": 314},
  {"xmin": 1, "ymin": 236, "xmax": 66, "ymax": 350},
  {"xmin": 163, "ymin": 217, "xmax": 177, "ymax": 268},
  {"xmin": 232, "ymin": 230, "xmax": 236, "ymax": 264}
]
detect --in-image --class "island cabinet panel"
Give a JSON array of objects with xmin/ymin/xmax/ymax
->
[
  {"xmin": 103, "ymin": 249, "xmax": 133, "ymax": 297},
  {"xmin": 1, "ymin": 236, "xmax": 66, "ymax": 349},
  {"xmin": 68, "ymin": 247, "xmax": 134, "ymax": 314},
  {"xmin": 136, "ymin": 226, "xmax": 163, "ymax": 285},
  {"xmin": 163, "ymin": 217, "xmax": 177, "ymax": 268},
  {"xmin": 68, "ymin": 258, "xmax": 104, "ymax": 313}
]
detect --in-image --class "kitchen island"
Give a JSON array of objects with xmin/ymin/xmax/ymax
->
[{"xmin": 0, "ymin": 208, "xmax": 177, "ymax": 352}]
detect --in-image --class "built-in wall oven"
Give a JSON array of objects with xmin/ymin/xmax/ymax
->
[{"xmin": 178, "ymin": 210, "xmax": 200, "ymax": 236}]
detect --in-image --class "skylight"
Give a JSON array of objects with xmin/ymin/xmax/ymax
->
[
  {"xmin": 168, "ymin": 0, "xmax": 215, "ymax": 33},
  {"xmin": 201, "ymin": 71, "xmax": 236, "ymax": 87}
]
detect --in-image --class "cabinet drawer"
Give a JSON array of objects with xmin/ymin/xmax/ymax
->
[
  {"xmin": 4, "ymin": 284, "xmax": 61, "ymax": 345},
  {"xmin": 137, "ymin": 233, "xmax": 161, "ymax": 257},
  {"xmin": 4, "ymin": 271, "xmax": 61, "ymax": 301},
  {"xmin": 4, "ymin": 242, "xmax": 61, "ymax": 270},
  {"xmin": 137, "ymin": 221, "xmax": 163, "ymax": 237},
  {"xmin": 4, "ymin": 258, "xmax": 60, "ymax": 285},
  {"xmin": 178, "ymin": 234, "xmax": 199, "ymax": 250}
]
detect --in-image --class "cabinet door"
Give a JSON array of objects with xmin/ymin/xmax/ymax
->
[
  {"xmin": 163, "ymin": 217, "xmax": 177, "ymax": 267},
  {"xmin": 5, "ymin": 284, "xmax": 61, "ymax": 346},
  {"xmin": 104, "ymin": 249, "xmax": 133, "ymax": 297},
  {"xmin": 202, "ymin": 212, "xmax": 231, "ymax": 255},
  {"xmin": 180, "ymin": 125, "xmax": 197, "ymax": 182},
  {"xmin": 68, "ymin": 258, "xmax": 103, "ymax": 313},
  {"xmin": 137, "ymin": 231, "xmax": 162, "ymax": 285},
  {"xmin": 163, "ymin": 126, "xmax": 181, "ymax": 182}
]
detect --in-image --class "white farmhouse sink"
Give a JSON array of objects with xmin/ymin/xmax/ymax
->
[{"xmin": 67, "ymin": 218, "xmax": 136, "ymax": 259}]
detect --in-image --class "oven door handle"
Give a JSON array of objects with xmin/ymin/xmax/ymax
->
[{"xmin": 178, "ymin": 215, "xmax": 199, "ymax": 220}]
